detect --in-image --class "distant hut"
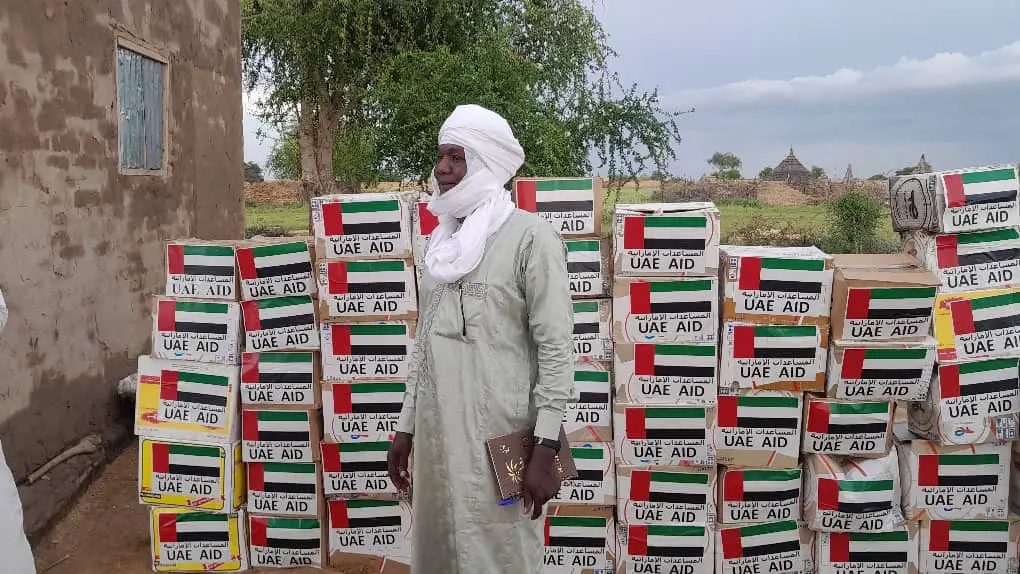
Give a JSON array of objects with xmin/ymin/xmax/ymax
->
[
  {"xmin": 768, "ymin": 146, "xmax": 811, "ymax": 187},
  {"xmin": 915, "ymin": 154, "xmax": 932, "ymax": 174}
]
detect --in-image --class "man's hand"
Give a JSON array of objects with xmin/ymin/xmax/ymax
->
[
  {"xmin": 521, "ymin": 445, "xmax": 562, "ymax": 520},
  {"xmin": 387, "ymin": 432, "xmax": 412, "ymax": 492}
]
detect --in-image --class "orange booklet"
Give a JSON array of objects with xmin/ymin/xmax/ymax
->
[{"xmin": 485, "ymin": 427, "xmax": 577, "ymax": 501}]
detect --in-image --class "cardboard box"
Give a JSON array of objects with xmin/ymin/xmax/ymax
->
[
  {"xmin": 616, "ymin": 465, "xmax": 716, "ymax": 526},
  {"xmin": 249, "ymin": 515, "xmax": 326, "ymax": 570},
  {"xmin": 917, "ymin": 517, "xmax": 1019, "ymax": 574},
  {"xmin": 242, "ymin": 409, "xmax": 322, "ymax": 463},
  {"xmin": 241, "ymin": 295, "xmax": 320, "ymax": 352},
  {"xmin": 514, "ymin": 176, "xmax": 603, "ymax": 238},
  {"xmin": 613, "ymin": 202, "xmax": 721, "ymax": 277},
  {"xmin": 572, "ymin": 299, "xmax": 613, "ymax": 362},
  {"xmin": 165, "ymin": 239, "xmax": 239, "ymax": 301},
  {"xmin": 565, "ymin": 238, "xmax": 612, "ymax": 299},
  {"xmin": 929, "ymin": 357, "xmax": 1020, "ymax": 420},
  {"xmin": 322, "ymin": 381, "xmax": 404, "ymax": 443},
  {"xmin": 315, "ymin": 259, "xmax": 418, "ymax": 322},
  {"xmin": 719, "ymin": 321, "xmax": 828, "ymax": 392},
  {"xmin": 802, "ymin": 396, "xmax": 894, "ymax": 458},
  {"xmin": 320, "ymin": 321, "xmax": 415, "ymax": 382},
  {"xmin": 715, "ymin": 520, "xmax": 813, "ymax": 574},
  {"xmin": 241, "ymin": 351, "xmax": 320, "ymax": 409},
  {"xmin": 564, "ymin": 363, "xmax": 613, "ymax": 442},
  {"xmin": 410, "ymin": 195, "xmax": 437, "ymax": 267},
  {"xmin": 614, "ymin": 342, "xmax": 717, "ymax": 406},
  {"xmin": 321, "ymin": 441, "xmax": 399, "ymax": 499},
  {"xmin": 149, "ymin": 507, "xmax": 248, "ymax": 571},
  {"xmin": 248, "ymin": 461, "xmax": 323, "ymax": 517},
  {"xmin": 550, "ymin": 442, "xmax": 616, "ymax": 506},
  {"xmin": 720, "ymin": 245, "xmax": 834, "ymax": 325},
  {"xmin": 543, "ymin": 505, "xmax": 616, "ymax": 573},
  {"xmin": 889, "ymin": 164, "xmax": 1020, "ymax": 233},
  {"xmin": 830, "ymin": 253, "xmax": 939, "ymax": 341},
  {"xmin": 802, "ymin": 451, "xmax": 904, "ymax": 533},
  {"xmin": 932, "ymin": 288, "xmax": 1020, "ymax": 362},
  {"xmin": 717, "ymin": 466, "xmax": 802, "ymax": 524},
  {"xmin": 327, "ymin": 499, "xmax": 412, "ymax": 572},
  {"xmin": 311, "ymin": 192, "xmax": 413, "ymax": 260},
  {"xmin": 236, "ymin": 239, "xmax": 316, "ymax": 301},
  {"xmin": 134, "ymin": 356, "xmax": 240, "ymax": 442},
  {"xmin": 617, "ymin": 521, "xmax": 713, "ymax": 574},
  {"xmin": 613, "ymin": 402, "xmax": 716, "ymax": 466},
  {"xmin": 138, "ymin": 437, "xmax": 245, "ymax": 512},
  {"xmin": 907, "ymin": 398, "xmax": 1019, "ymax": 445},
  {"xmin": 902, "ymin": 227, "xmax": 1020, "ymax": 293},
  {"xmin": 826, "ymin": 338, "xmax": 936, "ymax": 401},
  {"xmin": 714, "ymin": 390, "xmax": 802, "ymax": 469},
  {"xmin": 814, "ymin": 523, "xmax": 918, "ymax": 574},
  {"xmin": 897, "ymin": 431, "xmax": 1011, "ymax": 521},
  {"xmin": 612, "ymin": 276, "xmax": 718, "ymax": 344},
  {"xmin": 151, "ymin": 297, "xmax": 241, "ymax": 364}
]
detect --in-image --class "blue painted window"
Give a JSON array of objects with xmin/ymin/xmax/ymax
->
[{"xmin": 117, "ymin": 46, "xmax": 165, "ymax": 171}]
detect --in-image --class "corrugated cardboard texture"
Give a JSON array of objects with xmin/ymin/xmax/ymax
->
[
  {"xmin": 829, "ymin": 255, "xmax": 938, "ymax": 341},
  {"xmin": 889, "ymin": 164, "xmax": 1020, "ymax": 233},
  {"xmin": 897, "ymin": 437, "xmax": 1011, "ymax": 521},
  {"xmin": 616, "ymin": 464, "xmax": 716, "ymax": 526},
  {"xmin": 241, "ymin": 351, "xmax": 322, "ymax": 410},
  {"xmin": 932, "ymin": 288, "xmax": 1020, "ymax": 362},
  {"xmin": 134, "ymin": 355, "xmax": 241, "ymax": 443},
  {"xmin": 138, "ymin": 438, "xmax": 244, "ymax": 512},
  {"xmin": 719, "ymin": 321, "xmax": 828, "ymax": 392},
  {"xmin": 550, "ymin": 441, "xmax": 616, "ymax": 506},
  {"xmin": 902, "ymin": 227, "xmax": 1020, "ymax": 293},
  {"xmin": 151, "ymin": 296, "xmax": 242, "ymax": 364},
  {"xmin": 544, "ymin": 505, "xmax": 616, "ymax": 573},
  {"xmin": 612, "ymin": 276, "xmax": 718, "ymax": 344},
  {"xmin": 236, "ymin": 238, "xmax": 316, "ymax": 301},
  {"xmin": 327, "ymin": 499, "xmax": 412, "ymax": 572},
  {"xmin": 311, "ymin": 192, "xmax": 414, "ymax": 261},
  {"xmin": 617, "ymin": 518, "xmax": 713, "ymax": 574},
  {"xmin": 802, "ymin": 451, "xmax": 904, "ymax": 533},
  {"xmin": 714, "ymin": 520, "xmax": 813, "ymax": 574},
  {"xmin": 826, "ymin": 338, "xmax": 936, "ymax": 401},
  {"xmin": 564, "ymin": 362, "xmax": 613, "ymax": 442},
  {"xmin": 613, "ymin": 402, "xmax": 717, "ymax": 466},
  {"xmin": 714, "ymin": 390, "xmax": 801, "ymax": 468},
  {"xmin": 917, "ymin": 515, "xmax": 1019, "ymax": 573},
  {"xmin": 801, "ymin": 396, "xmax": 894, "ymax": 458},
  {"xmin": 573, "ymin": 299, "xmax": 613, "ymax": 362},
  {"xmin": 241, "ymin": 408, "xmax": 323, "ymax": 463},
  {"xmin": 814, "ymin": 522, "xmax": 918, "ymax": 574},
  {"xmin": 513, "ymin": 176, "xmax": 604, "ymax": 238},
  {"xmin": 720, "ymin": 245, "xmax": 833, "ymax": 326},
  {"xmin": 565, "ymin": 237, "xmax": 612, "ymax": 299},
  {"xmin": 907, "ymin": 399, "xmax": 1019, "ymax": 445},
  {"xmin": 249, "ymin": 513, "xmax": 326, "ymax": 569},
  {"xmin": 322, "ymin": 381, "xmax": 405, "ymax": 444},
  {"xmin": 149, "ymin": 507, "xmax": 248, "ymax": 572},
  {"xmin": 717, "ymin": 466, "xmax": 802, "ymax": 524},
  {"xmin": 165, "ymin": 239, "xmax": 240, "ymax": 301},
  {"xmin": 247, "ymin": 461, "xmax": 323, "ymax": 518},
  {"xmin": 320, "ymin": 320, "xmax": 416, "ymax": 382},
  {"xmin": 614, "ymin": 342, "xmax": 717, "ymax": 406},
  {"xmin": 613, "ymin": 202, "xmax": 721, "ymax": 277}
]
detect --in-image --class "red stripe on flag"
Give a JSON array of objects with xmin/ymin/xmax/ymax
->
[
  {"xmin": 151, "ymin": 442, "xmax": 170, "ymax": 474},
  {"xmin": 943, "ymin": 174, "xmax": 966, "ymax": 208},
  {"xmin": 157, "ymin": 300, "xmax": 177, "ymax": 332},
  {"xmin": 630, "ymin": 470, "xmax": 651, "ymax": 502},
  {"xmin": 321, "ymin": 443, "xmax": 341, "ymax": 473},
  {"xmin": 241, "ymin": 300, "xmax": 262, "ymax": 332},
  {"xmin": 249, "ymin": 516, "xmax": 268, "ymax": 547},
  {"xmin": 622, "ymin": 217, "xmax": 646, "ymax": 250},
  {"xmin": 418, "ymin": 202, "xmax": 439, "ymax": 236},
  {"xmin": 242, "ymin": 411, "xmax": 260, "ymax": 442},
  {"xmin": 333, "ymin": 384, "xmax": 353, "ymax": 414},
  {"xmin": 717, "ymin": 396, "xmax": 738, "ymax": 428},
  {"xmin": 928, "ymin": 520, "xmax": 951, "ymax": 552},
  {"xmin": 628, "ymin": 525, "xmax": 649, "ymax": 556},
  {"xmin": 732, "ymin": 326, "xmax": 756, "ymax": 359},
  {"xmin": 321, "ymin": 203, "xmax": 344, "ymax": 236},
  {"xmin": 543, "ymin": 517, "xmax": 551, "ymax": 546},
  {"xmin": 828, "ymin": 532, "xmax": 851, "ymax": 563},
  {"xmin": 840, "ymin": 349, "xmax": 866, "ymax": 380},
  {"xmin": 917, "ymin": 454, "xmax": 940, "ymax": 487},
  {"xmin": 844, "ymin": 289, "xmax": 872, "ymax": 320},
  {"xmin": 327, "ymin": 262, "xmax": 349, "ymax": 295},
  {"xmin": 935, "ymin": 235, "xmax": 960, "ymax": 269},
  {"xmin": 515, "ymin": 181, "xmax": 538, "ymax": 212},
  {"xmin": 806, "ymin": 402, "xmax": 831, "ymax": 434},
  {"xmin": 331, "ymin": 325, "xmax": 352, "ymax": 356},
  {"xmin": 817, "ymin": 478, "xmax": 840, "ymax": 511},
  {"xmin": 329, "ymin": 500, "xmax": 350, "ymax": 529},
  {"xmin": 167, "ymin": 245, "xmax": 185, "ymax": 275},
  {"xmin": 721, "ymin": 527, "xmax": 744, "ymax": 560},
  {"xmin": 634, "ymin": 345, "xmax": 656, "ymax": 377},
  {"xmin": 625, "ymin": 408, "xmax": 647, "ymax": 439},
  {"xmin": 241, "ymin": 353, "xmax": 259, "ymax": 384},
  {"xmin": 950, "ymin": 299, "xmax": 976, "ymax": 336},
  {"xmin": 235, "ymin": 248, "xmax": 257, "ymax": 280},
  {"xmin": 723, "ymin": 471, "xmax": 745, "ymax": 502},
  {"xmin": 629, "ymin": 281, "xmax": 652, "ymax": 315},
  {"xmin": 939, "ymin": 365, "xmax": 962, "ymax": 399},
  {"xmin": 737, "ymin": 257, "xmax": 763, "ymax": 291},
  {"xmin": 247, "ymin": 462, "xmax": 265, "ymax": 492},
  {"xmin": 158, "ymin": 514, "xmax": 178, "ymax": 543},
  {"xmin": 159, "ymin": 370, "xmax": 179, "ymax": 402}
]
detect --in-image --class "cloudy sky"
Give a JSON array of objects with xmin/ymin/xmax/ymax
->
[{"xmin": 243, "ymin": 0, "xmax": 1020, "ymax": 179}]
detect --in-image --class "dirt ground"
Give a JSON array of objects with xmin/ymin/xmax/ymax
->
[{"xmin": 32, "ymin": 443, "xmax": 324, "ymax": 574}]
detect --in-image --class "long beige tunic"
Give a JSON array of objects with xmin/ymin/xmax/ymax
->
[{"xmin": 396, "ymin": 210, "xmax": 576, "ymax": 573}]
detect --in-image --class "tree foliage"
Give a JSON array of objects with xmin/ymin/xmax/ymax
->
[
  {"xmin": 823, "ymin": 190, "xmax": 884, "ymax": 253},
  {"xmin": 243, "ymin": 161, "xmax": 265, "ymax": 183},
  {"xmin": 810, "ymin": 166, "xmax": 826, "ymax": 179},
  {"xmin": 758, "ymin": 166, "xmax": 774, "ymax": 179},
  {"xmin": 708, "ymin": 152, "xmax": 742, "ymax": 179}
]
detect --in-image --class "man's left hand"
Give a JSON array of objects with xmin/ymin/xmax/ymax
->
[{"xmin": 521, "ymin": 445, "xmax": 561, "ymax": 520}]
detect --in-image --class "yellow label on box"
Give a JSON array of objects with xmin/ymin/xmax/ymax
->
[
  {"xmin": 140, "ymin": 438, "xmax": 227, "ymax": 511},
  {"xmin": 149, "ymin": 508, "xmax": 247, "ymax": 571},
  {"xmin": 134, "ymin": 356, "xmax": 240, "ymax": 443},
  {"xmin": 933, "ymin": 288, "xmax": 1020, "ymax": 362}
]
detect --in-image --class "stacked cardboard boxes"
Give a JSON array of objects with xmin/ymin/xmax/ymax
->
[{"xmin": 311, "ymin": 193, "xmax": 416, "ymax": 573}]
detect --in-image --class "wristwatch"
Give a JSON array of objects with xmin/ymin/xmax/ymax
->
[{"xmin": 535, "ymin": 437, "xmax": 561, "ymax": 452}]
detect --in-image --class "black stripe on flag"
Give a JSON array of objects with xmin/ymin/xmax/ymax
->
[
  {"xmin": 348, "ymin": 516, "xmax": 401, "ymax": 528},
  {"xmin": 351, "ymin": 402, "xmax": 403, "ymax": 414},
  {"xmin": 649, "ymin": 491, "xmax": 706, "ymax": 505},
  {"xmin": 644, "ymin": 429, "xmax": 705, "ymax": 440},
  {"xmin": 256, "ymin": 430, "xmax": 310, "ymax": 442},
  {"xmin": 734, "ymin": 417, "xmax": 799, "ymax": 430},
  {"xmin": 537, "ymin": 200, "xmax": 595, "ymax": 213},
  {"xmin": 752, "ymin": 347, "xmax": 816, "ymax": 359},
  {"xmin": 177, "ymin": 531, "xmax": 231, "ymax": 542},
  {"xmin": 577, "ymin": 392, "xmax": 610, "ymax": 403},
  {"xmin": 647, "ymin": 546, "xmax": 704, "ymax": 558},
  {"xmin": 959, "ymin": 378, "xmax": 1019, "ymax": 396},
  {"xmin": 257, "ymin": 372, "xmax": 314, "ymax": 385},
  {"xmin": 825, "ymin": 423, "xmax": 888, "ymax": 435},
  {"xmin": 643, "ymin": 238, "xmax": 707, "ymax": 251},
  {"xmin": 175, "ymin": 322, "xmax": 229, "ymax": 335},
  {"xmin": 342, "ymin": 222, "xmax": 402, "ymax": 236},
  {"xmin": 837, "ymin": 500, "xmax": 892, "ymax": 514},
  {"xmin": 168, "ymin": 464, "xmax": 220, "ymax": 478},
  {"xmin": 264, "ymin": 481, "xmax": 317, "ymax": 494},
  {"xmin": 974, "ymin": 313, "xmax": 1020, "ymax": 333},
  {"xmin": 865, "ymin": 307, "xmax": 932, "ymax": 320},
  {"xmin": 859, "ymin": 368, "xmax": 923, "ymax": 380},
  {"xmin": 576, "ymin": 470, "xmax": 603, "ymax": 482},
  {"xmin": 567, "ymin": 262, "xmax": 601, "ymax": 274},
  {"xmin": 757, "ymin": 279, "xmax": 822, "ymax": 294},
  {"xmin": 958, "ymin": 248, "xmax": 1020, "ymax": 268},
  {"xmin": 652, "ymin": 365, "xmax": 716, "ymax": 378},
  {"xmin": 573, "ymin": 323, "xmax": 600, "ymax": 335},
  {"xmin": 175, "ymin": 392, "xmax": 227, "ymax": 408},
  {"xmin": 350, "ymin": 345, "xmax": 406, "ymax": 356},
  {"xmin": 183, "ymin": 264, "xmax": 235, "ymax": 277},
  {"xmin": 848, "ymin": 550, "xmax": 908, "ymax": 563},
  {"xmin": 968, "ymin": 189, "xmax": 1018, "ymax": 205},
  {"xmin": 739, "ymin": 488, "xmax": 799, "ymax": 502},
  {"xmin": 548, "ymin": 536, "xmax": 605, "ymax": 548},
  {"xmin": 744, "ymin": 540, "xmax": 800, "ymax": 558},
  {"xmin": 260, "ymin": 313, "xmax": 315, "ymax": 330},
  {"xmin": 258, "ymin": 262, "xmax": 313, "ymax": 279},
  {"xmin": 339, "ymin": 461, "xmax": 388, "ymax": 473},
  {"xmin": 947, "ymin": 540, "xmax": 1008, "ymax": 553},
  {"xmin": 928, "ymin": 474, "xmax": 999, "ymax": 487},
  {"xmin": 267, "ymin": 537, "xmax": 320, "ymax": 550},
  {"xmin": 348, "ymin": 282, "xmax": 407, "ymax": 294},
  {"xmin": 649, "ymin": 301, "xmax": 713, "ymax": 314}
]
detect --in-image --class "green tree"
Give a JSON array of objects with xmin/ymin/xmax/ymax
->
[
  {"xmin": 708, "ymin": 152, "xmax": 742, "ymax": 179},
  {"xmin": 867, "ymin": 173, "xmax": 886, "ymax": 181},
  {"xmin": 758, "ymin": 166, "xmax": 774, "ymax": 179},
  {"xmin": 894, "ymin": 165, "xmax": 917, "ymax": 176},
  {"xmin": 810, "ymin": 166, "xmax": 826, "ymax": 179},
  {"xmin": 243, "ymin": 161, "xmax": 265, "ymax": 183},
  {"xmin": 823, "ymin": 190, "xmax": 884, "ymax": 253}
]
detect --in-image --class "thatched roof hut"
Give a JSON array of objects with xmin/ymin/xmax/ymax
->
[{"xmin": 769, "ymin": 146, "xmax": 810, "ymax": 186}]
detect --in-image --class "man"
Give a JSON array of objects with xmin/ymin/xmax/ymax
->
[
  {"xmin": 387, "ymin": 104, "xmax": 576, "ymax": 573},
  {"xmin": 0, "ymin": 286, "xmax": 37, "ymax": 573}
]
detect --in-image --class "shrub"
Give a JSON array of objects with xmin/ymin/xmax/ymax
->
[
  {"xmin": 822, "ymin": 190, "xmax": 884, "ymax": 253},
  {"xmin": 244, "ymin": 224, "xmax": 292, "ymax": 239},
  {"xmin": 723, "ymin": 214, "xmax": 824, "ymax": 247}
]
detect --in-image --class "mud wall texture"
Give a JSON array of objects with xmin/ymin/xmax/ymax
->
[{"xmin": 0, "ymin": 0, "xmax": 243, "ymax": 535}]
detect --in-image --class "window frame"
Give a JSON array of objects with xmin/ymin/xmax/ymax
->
[{"xmin": 115, "ymin": 35, "xmax": 170, "ymax": 176}]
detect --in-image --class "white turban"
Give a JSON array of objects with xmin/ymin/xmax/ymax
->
[{"xmin": 425, "ymin": 104, "xmax": 525, "ymax": 283}]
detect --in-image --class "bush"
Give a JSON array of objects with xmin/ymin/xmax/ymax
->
[
  {"xmin": 822, "ymin": 190, "xmax": 884, "ymax": 253},
  {"xmin": 245, "ymin": 224, "xmax": 293, "ymax": 239},
  {"xmin": 723, "ymin": 214, "xmax": 824, "ymax": 247},
  {"xmin": 715, "ymin": 197, "xmax": 763, "ymax": 208}
]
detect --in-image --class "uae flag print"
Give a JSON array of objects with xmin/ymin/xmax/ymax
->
[
  {"xmin": 248, "ymin": 462, "xmax": 317, "ymax": 495},
  {"xmin": 806, "ymin": 401, "xmax": 890, "ymax": 435},
  {"xmin": 565, "ymin": 240, "xmax": 602, "ymax": 274},
  {"xmin": 329, "ymin": 500, "xmax": 401, "ymax": 529},
  {"xmin": 242, "ymin": 296, "xmax": 316, "ymax": 333},
  {"xmin": 936, "ymin": 228, "xmax": 1020, "ymax": 269},
  {"xmin": 243, "ymin": 410, "xmax": 311, "ymax": 443},
  {"xmin": 236, "ymin": 242, "xmax": 312, "ymax": 282},
  {"xmin": 816, "ymin": 478, "xmax": 895, "ymax": 514},
  {"xmin": 717, "ymin": 395, "xmax": 799, "ymax": 430},
  {"xmin": 628, "ymin": 525, "xmax": 706, "ymax": 558},
  {"xmin": 720, "ymin": 520, "xmax": 801, "ymax": 560},
  {"xmin": 839, "ymin": 348, "xmax": 931, "ymax": 383},
  {"xmin": 167, "ymin": 244, "xmax": 235, "ymax": 278},
  {"xmin": 635, "ymin": 344, "xmax": 716, "ymax": 379},
  {"xmin": 723, "ymin": 469, "xmax": 801, "ymax": 505},
  {"xmin": 327, "ymin": 323, "xmax": 409, "ymax": 357},
  {"xmin": 151, "ymin": 443, "xmax": 221, "ymax": 478},
  {"xmin": 242, "ymin": 352, "xmax": 315, "ymax": 386},
  {"xmin": 938, "ymin": 358, "xmax": 1020, "ymax": 406},
  {"xmin": 732, "ymin": 325, "xmax": 818, "ymax": 359},
  {"xmin": 332, "ymin": 382, "xmax": 405, "ymax": 415},
  {"xmin": 948, "ymin": 290, "xmax": 1020, "ymax": 339},
  {"xmin": 917, "ymin": 452, "xmax": 1002, "ymax": 488},
  {"xmin": 250, "ymin": 517, "xmax": 321, "ymax": 550},
  {"xmin": 322, "ymin": 260, "xmax": 410, "ymax": 296},
  {"xmin": 928, "ymin": 520, "xmax": 1009, "ymax": 554},
  {"xmin": 827, "ymin": 530, "xmax": 909, "ymax": 563},
  {"xmin": 159, "ymin": 369, "xmax": 229, "ymax": 409},
  {"xmin": 544, "ymin": 516, "xmax": 606, "ymax": 548},
  {"xmin": 737, "ymin": 257, "xmax": 826, "ymax": 294},
  {"xmin": 625, "ymin": 406, "xmax": 706, "ymax": 440},
  {"xmin": 570, "ymin": 446, "xmax": 607, "ymax": 483},
  {"xmin": 629, "ymin": 470, "xmax": 709, "ymax": 505},
  {"xmin": 157, "ymin": 300, "xmax": 232, "ymax": 335},
  {"xmin": 845, "ymin": 287, "xmax": 936, "ymax": 322},
  {"xmin": 628, "ymin": 279, "xmax": 714, "ymax": 315},
  {"xmin": 321, "ymin": 441, "xmax": 389, "ymax": 474},
  {"xmin": 158, "ymin": 511, "xmax": 230, "ymax": 543},
  {"xmin": 623, "ymin": 215, "xmax": 708, "ymax": 251},
  {"xmin": 572, "ymin": 301, "xmax": 602, "ymax": 336},
  {"xmin": 943, "ymin": 166, "xmax": 1019, "ymax": 208},
  {"xmin": 320, "ymin": 199, "xmax": 402, "ymax": 237},
  {"xmin": 515, "ymin": 178, "xmax": 595, "ymax": 213}
]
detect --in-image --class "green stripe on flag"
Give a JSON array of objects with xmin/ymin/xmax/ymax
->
[
  {"xmin": 971, "ymin": 291, "xmax": 1020, "ymax": 310},
  {"xmin": 958, "ymin": 358, "xmax": 1018, "ymax": 374},
  {"xmin": 350, "ymin": 382, "xmax": 405, "ymax": 393},
  {"xmin": 548, "ymin": 516, "xmax": 605, "ymax": 528},
  {"xmin": 645, "ymin": 407, "xmax": 705, "ymax": 419},
  {"xmin": 349, "ymin": 324, "xmax": 407, "ymax": 336},
  {"xmin": 267, "ymin": 518, "xmax": 319, "ymax": 529},
  {"xmin": 347, "ymin": 260, "xmax": 406, "ymax": 272},
  {"xmin": 957, "ymin": 228, "xmax": 1020, "ymax": 245},
  {"xmin": 741, "ymin": 470, "xmax": 800, "ymax": 481},
  {"xmin": 174, "ymin": 301, "xmax": 229, "ymax": 314},
  {"xmin": 868, "ymin": 287, "xmax": 937, "ymax": 299},
  {"xmin": 566, "ymin": 240, "xmax": 600, "ymax": 252},
  {"xmin": 838, "ymin": 480, "xmax": 894, "ymax": 492},
  {"xmin": 828, "ymin": 402, "xmax": 890, "ymax": 415},
  {"xmin": 760, "ymin": 258, "xmax": 825, "ymax": 271},
  {"xmin": 652, "ymin": 472, "xmax": 708, "ymax": 484},
  {"xmin": 183, "ymin": 245, "xmax": 234, "ymax": 257},
  {"xmin": 571, "ymin": 448, "xmax": 604, "ymax": 460},
  {"xmin": 850, "ymin": 531, "xmax": 908, "ymax": 542},
  {"xmin": 949, "ymin": 521, "xmax": 1009, "ymax": 532},
  {"xmin": 257, "ymin": 411, "xmax": 309, "ymax": 422},
  {"xmin": 260, "ymin": 352, "xmax": 314, "ymax": 363},
  {"xmin": 656, "ymin": 345, "xmax": 715, "ymax": 356},
  {"xmin": 249, "ymin": 242, "xmax": 307, "ymax": 258},
  {"xmin": 649, "ymin": 280, "xmax": 713, "ymax": 292},
  {"xmin": 175, "ymin": 512, "xmax": 228, "ymax": 523},
  {"xmin": 257, "ymin": 296, "xmax": 308, "ymax": 309},
  {"xmin": 754, "ymin": 326, "xmax": 816, "ymax": 337},
  {"xmin": 648, "ymin": 525, "xmax": 704, "ymax": 536},
  {"xmin": 263, "ymin": 462, "xmax": 315, "ymax": 473},
  {"xmin": 736, "ymin": 396, "xmax": 799, "ymax": 408},
  {"xmin": 863, "ymin": 348, "xmax": 928, "ymax": 360},
  {"xmin": 340, "ymin": 200, "xmax": 399, "ymax": 214},
  {"xmin": 346, "ymin": 499, "xmax": 399, "ymax": 509},
  {"xmin": 574, "ymin": 371, "xmax": 610, "ymax": 383},
  {"xmin": 169, "ymin": 444, "xmax": 221, "ymax": 457},
  {"xmin": 535, "ymin": 179, "xmax": 594, "ymax": 192},
  {"xmin": 177, "ymin": 372, "xmax": 229, "ymax": 386},
  {"xmin": 937, "ymin": 453, "xmax": 999, "ymax": 465},
  {"xmin": 340, "ymin": 442, "xmax": 390, "ymax": 452},
  {"xmin": 961, "ymin": 168, "xmax": 1017, "ymax": 184},
  {"xmin": 644, "ymin": 217, "xmax": 706, "ymax": 228},
  {"xmin": 573, "ymin": 302, "xmax": 599, "ymax": 313},
  {"xmin": 740, "ymin": 520, "xmax": 797, "ymax": 537}
]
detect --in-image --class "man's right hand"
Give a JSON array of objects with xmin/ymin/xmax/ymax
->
[{"xmin": 387, "ymin": 431, "xmax": 413, "ymax": 492}]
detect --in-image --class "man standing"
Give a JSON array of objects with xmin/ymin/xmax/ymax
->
[{"xmin": 387, "ymin": 104, "xmax": 576, "ymax": 573}]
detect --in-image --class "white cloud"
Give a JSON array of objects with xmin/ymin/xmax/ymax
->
[{"xmin": 675, "ymin": 41, "xmax": 1020, "ymax": 106}]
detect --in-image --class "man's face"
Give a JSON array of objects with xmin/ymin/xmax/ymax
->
[{"xmin": 434, "ymin": 144, "xmax": 468, "ymax": 194}]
